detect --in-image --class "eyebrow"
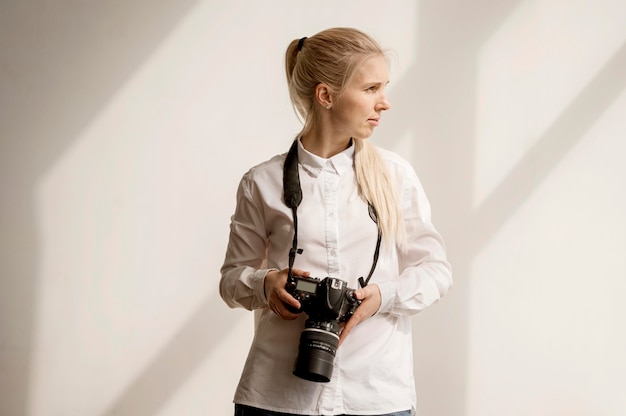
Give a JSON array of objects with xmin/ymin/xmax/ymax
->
[{"xmin": 361, "ymin": 80, "xmax": 390, "ymax": 87}]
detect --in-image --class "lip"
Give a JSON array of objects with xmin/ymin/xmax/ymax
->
[{"xmin": 368, "ymin": 118, "xmax": 380, "ymax": 127}]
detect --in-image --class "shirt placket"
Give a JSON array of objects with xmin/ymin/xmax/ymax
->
[
  {"xmin": 318, "ymin": 161, "xmax": 343, "ymax": 414},
  {"xmin": 323, "ymin": 162, "xmax": 340, "ymax": 277}
]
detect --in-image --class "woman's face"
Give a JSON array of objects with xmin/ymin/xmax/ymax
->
[{"xmin": 328, "ymin": 54, "xmax": 391, "ymax": 140}]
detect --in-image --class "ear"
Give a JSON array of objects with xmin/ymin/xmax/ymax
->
[{"xmin": 315, "ymin": 83, "xmax": 333, "ymax": 109}]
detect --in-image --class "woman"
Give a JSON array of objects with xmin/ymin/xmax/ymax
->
[{"xmin": 220, "ymin": 27, "xmax": 452, "ymax": 416}]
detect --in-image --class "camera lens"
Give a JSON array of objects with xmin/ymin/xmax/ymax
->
[{"xmin": 293, "ymin": 328, "xmax": 339, "ymax": 382}]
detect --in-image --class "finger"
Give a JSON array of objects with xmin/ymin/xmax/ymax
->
[
  {"xmin": 355, "ymin": 286, "xmax": 381, "ymax": 316},
  {"xmin": 354, "ymin": 288, "xmax": 369, "ymax": 301},
  {"xmin": 278, "ymin": 296, "xmax": 302, "ymax": 319},
  {"xmin": 290, "ymin": 268, "xmax": 311, "ymax": 277},
  {"xmin": 339, "ymin": 315, "xmax": 361, "ymax": 346},
  {"xmin": 278, "ymin": 289, "xmax": 301, "ymax": 309},
  {"xmin": 355, "ymin": 285, "xmax": 375, "ymax": 300},
  {"xmin": 270, "ymin": 301, "xmax": 300, "ymax": 320}
]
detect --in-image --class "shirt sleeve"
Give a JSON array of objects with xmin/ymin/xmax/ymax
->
[
  {"xmin": 219, "ymin": 173, "xmax": 273, "ymax": 310},
  {"xmin": 376, "ymin": 166, "xmax": 453, "ymax": 316}
]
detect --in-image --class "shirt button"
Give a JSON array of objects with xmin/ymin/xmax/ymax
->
[{"xmin": 330, "ymin": 249, "xmax": 336, "ymax": 257}]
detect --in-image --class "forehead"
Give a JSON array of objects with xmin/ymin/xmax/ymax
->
[{"xmin": 351, "ymin": 55, "xmax": 389, "ymax": 84}]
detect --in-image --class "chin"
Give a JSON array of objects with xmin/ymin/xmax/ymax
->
[{"xmin": 354, "ymin": 131, "xmax": 374, "ymax": 140}]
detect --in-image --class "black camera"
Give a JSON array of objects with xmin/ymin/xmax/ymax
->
[{"xmin": 285, "ymin": 275, "xmax": 361, "ymax": 382}]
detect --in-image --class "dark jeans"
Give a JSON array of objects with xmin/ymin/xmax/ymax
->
[{"xmin": 235, "ymin": 404, "xmax": 411, "ymax": 416}]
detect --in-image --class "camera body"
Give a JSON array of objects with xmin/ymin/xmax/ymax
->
[
  {"xmin": 286, "ymin": 275, "xmax": 360, "ymax": 324},
  {"xmin": 285, "ymin": 275, "xmax": 361, "ymax": 382}
]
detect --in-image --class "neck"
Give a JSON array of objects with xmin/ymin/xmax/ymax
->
[{"xmin": 301, "ymin": 127, "xmax": 352, "ymax": 159}]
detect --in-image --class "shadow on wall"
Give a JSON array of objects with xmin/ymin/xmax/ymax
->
[
  {"xmin": 0, "ymin": 1, "xmax": 204, "ymax": 414},
  {"xmin": 382, "ymin": 1, "xmax": 626, "ymax": 414},
  {"xmin": 97, "ymin": 293, "xmax": 235, "ymax": 415},
  {"xmin": 382, "ymin": 2, "xmax": 525, "ymax": 413}
]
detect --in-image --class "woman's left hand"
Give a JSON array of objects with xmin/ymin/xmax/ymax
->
[{"xmin": 338, "ymin": 284, "xmax": 381, "ymax": 346}]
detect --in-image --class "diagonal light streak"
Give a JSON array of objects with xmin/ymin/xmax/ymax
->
[
  {"xmin": 467, "ymin": 42, "xmax": 626, "ymax": 255},
  {"xmin": 98, "ymin": 293, "xmax": 235, "ymax": 416}
]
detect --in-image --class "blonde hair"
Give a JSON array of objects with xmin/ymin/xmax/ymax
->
[{"xmin": 285, "ymin": 28, "xmax": 406, "ymax": 248}]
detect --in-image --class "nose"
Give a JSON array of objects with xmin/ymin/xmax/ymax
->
[{"xmin": 377, "ymin": 92, "xmax": 391, "ymax": 111}]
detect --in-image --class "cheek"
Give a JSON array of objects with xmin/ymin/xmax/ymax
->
[
  {"xmin": 332, "ymin": 96, "xmax": 367, "ymax": 126},
  {"xmin": 333, "ymin": 107, "xmax": 356, "ymax": 126}
]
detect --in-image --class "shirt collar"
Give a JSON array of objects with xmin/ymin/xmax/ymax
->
[{"xmin": 297, "ymin": 137, "xmax": 355, "ymax": 178}]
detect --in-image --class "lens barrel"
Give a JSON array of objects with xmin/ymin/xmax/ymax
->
[{"xmin": 293, "ymin": 328, "xmax": 339, "ymax": 382}]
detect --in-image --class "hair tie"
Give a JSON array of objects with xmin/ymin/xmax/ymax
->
[{"xmin": 297, "ymin": 37, "xmax": 307, "ymax": 51}]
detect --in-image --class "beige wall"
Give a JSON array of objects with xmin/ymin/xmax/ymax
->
[{"xmin": 1, "ymin": 1, "xmax": 625, "ymax": 415}]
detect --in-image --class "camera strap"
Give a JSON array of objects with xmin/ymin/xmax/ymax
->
[
  {"xmin": 283, "ymin": 139, "xmax": 382, "ymax": 288},
  {"xmin": 283, "ymin": 140, "xmax": 304, "ymax": 282},
  {"xmin": 361, "ymin": 205, "xmax": 382, "ymax": 289}
]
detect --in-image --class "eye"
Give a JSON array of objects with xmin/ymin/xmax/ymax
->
[{"xmin": 366, "ymin": 85, "xmax": 378, "ymax": 92}]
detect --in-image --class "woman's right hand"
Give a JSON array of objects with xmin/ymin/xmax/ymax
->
[{"xmin": 264, "ymin": 268, "xmax": 310, "ymax": 320}]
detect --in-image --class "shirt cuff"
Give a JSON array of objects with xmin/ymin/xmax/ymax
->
[
  {"xmin": 253, "ymin": 268, "xmax": 277, "ymax": 307},
  {"xmin": 375, "ymin": 280, "xmax": 397, "ymax": 314}
]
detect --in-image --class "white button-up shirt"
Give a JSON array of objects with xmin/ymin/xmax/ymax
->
[{"xmin": 220, "ymin": 139, "xmax": 452, "ymax": 415}]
